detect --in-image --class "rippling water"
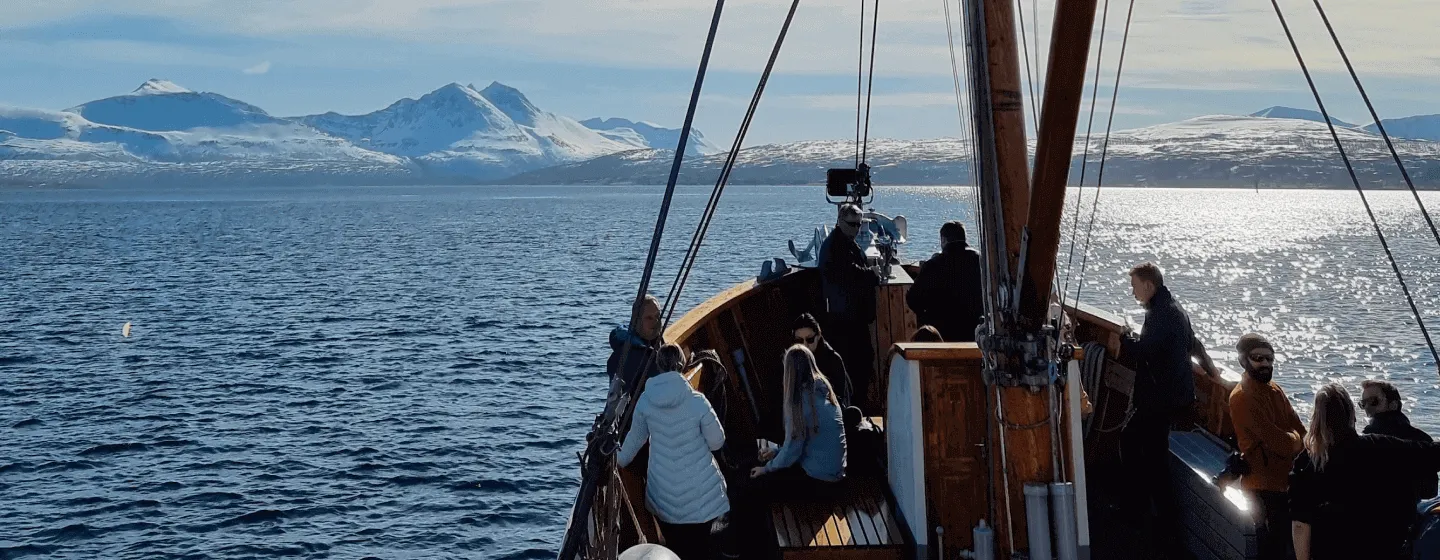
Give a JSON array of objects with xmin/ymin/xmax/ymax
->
[{"xmin": 2, "ymin": 184, "xmax": 1438, "ymax": 559}]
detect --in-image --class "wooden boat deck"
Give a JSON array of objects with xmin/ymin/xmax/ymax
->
[
  {"xmin": 769, "ymin": 477, "xmax": 906, "ymax": 560},
  {"xmin": 577, "ymin": 268, "xmax": 1256, "ymax": 559}
]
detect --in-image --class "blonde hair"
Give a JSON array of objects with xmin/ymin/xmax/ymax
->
[
  {"xmin": 781, "ymin": 345, "xmax": 840, "ymax": 439},
  {"xmin": 1304, "ymin": 383, "xmax": 1358, "ymax": 471}
]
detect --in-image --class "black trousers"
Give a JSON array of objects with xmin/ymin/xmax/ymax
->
[
  {"xmin": 825, "ymin": 320, "xmax": 874, "ymax": 411},
  {"xmin": 658, "ymin": 519, "xmax": 716, "ymax": 560},
  {"xmin": 1120, "ymin": 406, "xmax": 1186, "ymax": 556},
  {"xmin": 1252, "ymin": 489, "xmax": 1295, "ymax": 560}
]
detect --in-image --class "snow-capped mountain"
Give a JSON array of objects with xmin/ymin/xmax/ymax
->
[
  {"xmin": 504, "ymin": 114, "xmax": 1440, "ymax": 188},
  {"xmin": 296, "ymin": 82, "xmax": 634, "ymax": 179},
  {"xmin": 580, "ymin": 117, "xmax": 722, "ymax": 157},
  {"xmin": 67, "ymin": 79, "xmax": 290, "ymax": 132},
  {"xmin": 1364, "ymin": 114, "xmax": 1440, "ymax": 141},
  {"xmin": 1249, "ymin": 106, "xmax": 1357, "ymax": 129},
  {"xmin": 0, "ymin": 80, "xmax": 416, "ymax": 187},
  {"xmin": 9, "ymin": 84, "xmax": 1440, "ymax": 188},
  {"xmin": 0, "ymin": 80, "xmax": 716, "ymax": 186}
]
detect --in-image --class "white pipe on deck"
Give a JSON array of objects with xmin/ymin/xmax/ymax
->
[{"xmin": 1066, "ymin": 359, "xmax": 1092, "ymax": 559}]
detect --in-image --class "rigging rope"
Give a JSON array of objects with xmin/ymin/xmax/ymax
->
[
  {"xmin": 662, "ymin": 0, "xmax": 804, "ymax": 325},
  {"xmin": 1070, "ymin": 0, "xmax": 1133, "ymax": 307},
  {"xmin": 1032, "ymin": 0, "xmax": 1041, "ymax": 99},
  {"xmin": 1267, "ymin": 0, "xmax": 1440, "ymax": 371},
  {"xmin": 559, "ymin": 2, "xmax": 728, "ymax": 558},
  {"xmin": 1015, "ymin": 0, "xmax": 1041, "ymax": 135},
  {"xmin": 856, "ymin": 0, "xmax": 866, "ymax": 167},
  {"xmin": 1058, "ymin": 0, "xmax": 1110, "ymax": 311},
  {"xmin": 942, "ymin": 0, "xmax": 968, "ymax": 153},
  {"xmin": 942, "ymin": 0, "xmax": 982, "ymax": 222},
  {"xmin": 861, "ymin": 0, "xmax": 881, "ymax": 163},
  {"xmin": 1305, "ymin": 0, "xmax": 1440, "ymax": 252}
]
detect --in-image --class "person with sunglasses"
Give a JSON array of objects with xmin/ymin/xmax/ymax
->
[
  {"xmin": 818, "ymin": 203, "xmax": 879, "ymax": 409},
  {"xmin": 1289, "ymin": 384, "xmax": 1440, "ymax": 560},
  {"xmin": 1227, "ymin": 333, "xmax": 1305, "ymax": 559},
  {"xmin": 790, "ymin": 313, "xmax": 852, "ymax": 407},
  {"xmin": 1361, "ymin": 379, "xmax": 1436, "ymax": 503}
]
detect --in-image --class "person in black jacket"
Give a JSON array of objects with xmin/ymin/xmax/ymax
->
[
  {"xmin": 791, "ymin": 313, "xmax": 853, "ymax": 407},
  {"xmin": 1117, "ymin": 262, "xmax": 1215, "ymax": 558},
  {"xmin": 819, "ymin": 203, "xmax": 878, "ymax": 409},
  {"xmin": 1290, "ymin": 383, "xmax": 1440, "ymax": 560},
  {"xmin": 906, "ymin": 221, "xmax": 985, "ymax": 342},
  {"xmin": 1361, "ymin": 379, "xmax": 1437, "ymax": 501}
]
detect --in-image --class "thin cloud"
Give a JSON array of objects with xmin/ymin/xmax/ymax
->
[
  {"xmin": 243, "ymin": 60, "xmax": 271, "ymax": 74},
  {"xmin": 783, "ymin": 92, "xmax": 965, "ymax": 111},
  {"xmin": 6, "ymin": 0, "xmax": 1440, "ymax": 82}
]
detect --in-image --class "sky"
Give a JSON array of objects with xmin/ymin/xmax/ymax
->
[{"xmin": 2, "ymin": 0, "xmax": 1439, "ymax": 147}]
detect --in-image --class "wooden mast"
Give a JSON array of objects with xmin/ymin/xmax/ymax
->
[
  {"xmin": 1020, "ymin": 0, "xmax": 1101, "ymax": 330},
  {"xmin": 967, "ymin": 0, "xmax": 1100, "ymax": 556},
  {"xmin": 978, "ymin": 0, "xmax": 1031, "ymax": 292}
]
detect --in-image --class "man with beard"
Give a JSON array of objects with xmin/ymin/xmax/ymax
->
[{"xmin": 1227, "ymin": 333, "xmax": 1306, "ymax": 560}]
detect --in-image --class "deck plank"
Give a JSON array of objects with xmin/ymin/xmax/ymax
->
[
  {"xmin": 858, "ymin": 489, "xmax": 892, "ymax": 544},
  {"xmin": 874, "ymin": 492, "xmax": 903, "ymax": 545},
  {"xmin": 844, "ymin": 499, "xmax": 875, "ymax": 546},
  {"xmin": 821, "ymin": 503, "xmax": 847, "ymax": 546},
  {"xmin": 804, "ymin": 502, "xmax": 832, "ymax": 547},
  {"xmin": 776, "ymin": 504, "xmax": 798, "ymax": 548}
]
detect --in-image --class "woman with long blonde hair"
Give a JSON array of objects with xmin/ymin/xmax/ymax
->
[
  {"xmin": 749, "ymin": 345, "xmax": 847, "ymax": 489},
  {"xmin": 1289, "ymin": 383, "xmax": 1440, "ymax": 560}
]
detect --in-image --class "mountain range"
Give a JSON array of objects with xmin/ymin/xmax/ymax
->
[
  {"xmin": 4, "ymin": 79, "xmax": 1440, "ymax": 188},
  {"xmin": 0, "ymin": 79, "xmax": 716, "ymax": 187}
]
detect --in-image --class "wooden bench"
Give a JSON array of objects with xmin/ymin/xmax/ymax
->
[{"xmin": 769, "ymin": 478, "xmax": 907, "ymax": 560}]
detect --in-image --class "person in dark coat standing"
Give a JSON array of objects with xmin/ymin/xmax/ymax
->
[
  {"xmin": 791, "ymin": 313, "xmax": 853, "ymax": 407},
  {"xmin": 608, "ymin": 294, "xmax": 663, "ymax": 401},
  {"xmin": 1118, "ymin": 262, "xmax": 1210, "ymax": 558},
  {"xmin": 906, "ymin": 221, "xmax": 985, "ymax": 342},
  {"xmin": 818, "ymin": 203, "xmax": 878, "ymax": 410},
  {"xmin": 1290, "ymin": 383, "xmax": 1440, "ymax": 560},
  {"xmin": 1362, "ymin": 379, "xmax": 1437, "ymax": 502}
]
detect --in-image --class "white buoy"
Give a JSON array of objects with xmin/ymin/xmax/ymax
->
[{"xmin": 122, "ymin": 322, "xmax": 132, "ymax": 338}]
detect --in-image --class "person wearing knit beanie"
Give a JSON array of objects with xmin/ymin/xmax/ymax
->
[
  {"xmin": 1228, "ymin": 332, "xmax": 1305, "ymax": 560},
  {"xmin": 1236, "ymin": 333, "xmax": 1275, "ymax": 383}
]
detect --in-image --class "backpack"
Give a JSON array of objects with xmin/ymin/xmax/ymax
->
[{"xmin": 843, "ymin": 406, "xmax": 886, "ymax": 476}]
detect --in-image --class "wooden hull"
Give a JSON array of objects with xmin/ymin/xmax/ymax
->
[{"xmin": 572, "ymin": 267, "xmax": 1251, "ymax": 559}]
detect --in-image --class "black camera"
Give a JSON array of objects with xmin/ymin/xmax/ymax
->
[{"xmin": 826, "ymin": 163, "xmax": 872, "ymax": 200}]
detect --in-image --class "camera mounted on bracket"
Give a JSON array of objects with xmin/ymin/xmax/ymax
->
[{"xmin": 826, "ymin": 163, "xmax": 873, "ymax": 204}]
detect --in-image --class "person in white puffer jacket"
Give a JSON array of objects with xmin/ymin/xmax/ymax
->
[{"xmin": 617, "ymin": 343, "xmax": 728, "ymax": 560}]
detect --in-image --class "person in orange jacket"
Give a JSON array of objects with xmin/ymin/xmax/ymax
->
[{"xmin": 1227, "ymin": 333, "xmax": 1305, "ymax": 560}]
